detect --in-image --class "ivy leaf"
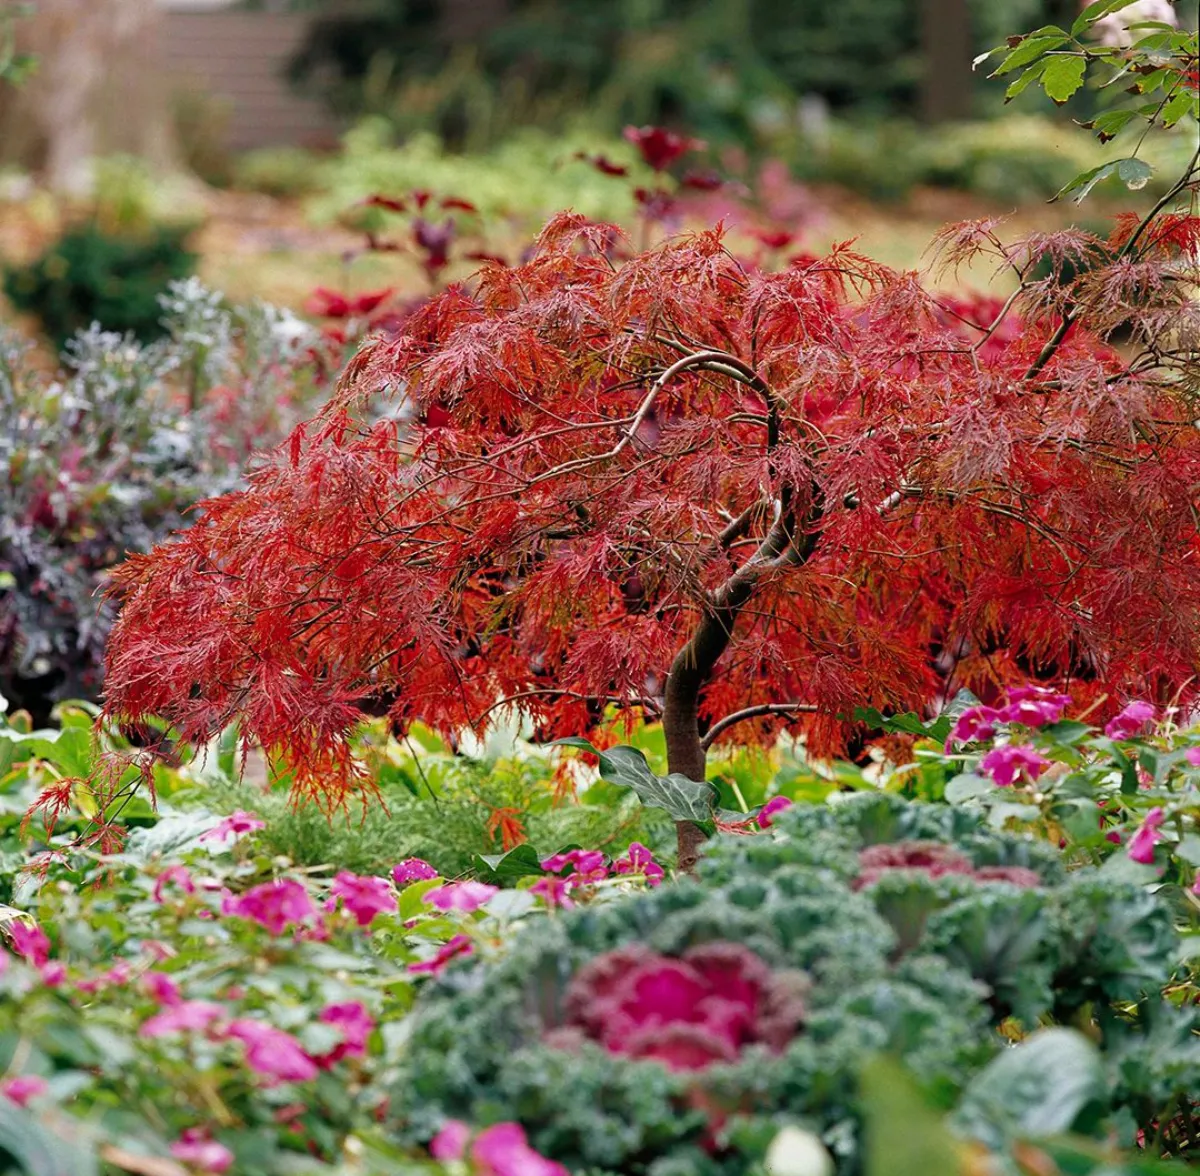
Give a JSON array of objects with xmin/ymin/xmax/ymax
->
[
  {"xmin": 550, "ymin": 738, "xmax": 716, "ymax": 822},
  {"xmin": 1041, "ymin": 55, "xmax": 1088, "ymax": 104},
  {"xmin": 955, "ymin": 1028, "xmax": 1104, "ymax": 1149}
]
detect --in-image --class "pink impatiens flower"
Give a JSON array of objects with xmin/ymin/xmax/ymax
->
[
  {"xmin": 316, "ymin": 1001, "xmax": 374, "ymax": 1065},
  {"xmin": 1105, "ymin": 701, "xmax": 1157, "ymax": 741},
  {"xmin": 424, "ymin": 881, "xmax": 498, "ymax": 913},
  {"xmin": 613, "ymin": 842, "xmax": 665, "ymax": 885},
  {"xmin": 430, "ymin": 1120, "xmax": 471, "ymax": 1160},
  {"xmin": 1185, "ymin": 747, "xmax": 1200, "ymax": 767},
  {"xmin": 38, "ymin": 962, "xmax": 67, "ymax": 988},
  {"xmin": 1128, "ymin": 807, "xmax": 1166, "ymax": 864},
  {"xmin": 225, "ymin": 1020, "xmax": 317, "ymax": 1084},
  {"xmin": 541, "ymin": 850, "xmax": 608, "ymax": 883},
  {"xmin": 997, "ymin": 685, "xmax": 1071, "ymax": 729},
  {"xmin": 201, "ymin": 810, "xmax": 266, "ymax": 842},
  {"xmin": 0, "ymin": 1076, "xmax": 47, "ymax": 1107},
  {"xmin": 756, "ymin": 796, "xmax": 794, "ymax": 829},
  {"xmin": 140, "ymin": 999, "xmax": 224, "ymax": 1039},
  {"xmin": 7, "ymin": 922, "xmax": 50, "ymax": 967},
  {"xmin": 472, "ymin": 1122, "xmax": 569, "ymax": 1176},
  {"xmin": 153, "ymin": 865, "xmax": 196, "ymax": 904},
  {"xmin": 170, "ymin": 1129, "xmax": 234, "ymax": 1174},
  {"xmin": 142, "ymin": 971, "xmax": 182, "ymax": 1006},
  {"xmin": 530, "ymin": 876, "xmax": 576, "ymax": 910},
  {"xmin": 980, "ymin": 744, "xmax": 1050, "ymax": 787},
  {"xmin": 392, "ymin": 858, "xmax": 438, "ymax": 886},
  {"xmin": 408, "ymin": 934, "xmax": 473, "ymax": 975},
  {"xmin": 222, "ymin": 878, "xmax": 320, "ymax": 937},
  {"xmin": 948, "ymin": 705, "xmax": 1001, "ymax": 746},
  {"xmin": 329, "ymin": 872, "xmax": 397, "ymax": 927}
]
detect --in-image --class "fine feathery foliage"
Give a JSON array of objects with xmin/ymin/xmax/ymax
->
[{"xmin": 100, "ymin": 19, "xmax": 1200, "ymax": 864}]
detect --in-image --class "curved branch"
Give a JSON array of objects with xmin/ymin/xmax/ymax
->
[{"xmin": 701, "ymin": 702, "xmax": 819, "ymax": 750}]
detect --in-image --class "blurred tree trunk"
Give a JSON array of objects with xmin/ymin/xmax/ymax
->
[
  {"xmin": 919, "ymin": 0, "xmax": 973, "ymax": 123},
  {"xmin": 440, "ymin": 0, "xmax": 510, "ymax": 44},
  {"xmin": 26, "ymin": 0, "xmax": 174, "ymax": 194}
]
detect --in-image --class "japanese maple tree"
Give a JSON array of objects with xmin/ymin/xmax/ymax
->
[{"xmin": 102, "ymin": 13, "xmax": 1200, "ymax": 867}]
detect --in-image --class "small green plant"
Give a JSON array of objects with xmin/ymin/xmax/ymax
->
[{"xmin": 3, "ymin": 223, "xmax": 196, "ymax": 348}]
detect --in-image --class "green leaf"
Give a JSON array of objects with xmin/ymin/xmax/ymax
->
[
  {"xmin": 955, "ymin": 1027, "xmax": 1104, "ymax": 1150},
  {"xmin": 1073, "ymin": 0, "xmax": 1142, "ymax": 37},
  {"xmin": 550, "ymin": 739, "xmax": 717, "ymax": 822},
  {"xmin": 1004, "ymin": 63, "xmax": 1047, "ymax": 101},
  {"xmin": 945, "ymin": 773, "xmax": 993, "ymax": 804},
  {"xmin": 1174, "ymin": 834, "xmax": 1200, "ymax": 866},
  {"xmin": 1086, "ymin": 108, "xmax": 1138, "ymax": 142},
  {"xmin": 0, "ymin": 1098, "xmax": 97, "ymax": 1176},
  {"xmin": 471, "ymin": 843, "xmax": 545, "ymax": 883},
  {"xmin": 1041, "ymin": 55, "xmax": 1088, "ymax": 103},
  {"xmin": 1116, "ymin": 157, "xmax": 1153, "ymax": 189},
  {"xmin": 861, "ymin": 1055, "xmax": 963, "ymax": 1176},
  {"xmin": 1161, "ymin": 88, "xmax": 1198, "ymax": 129},
  {"xmin": 1041, "ymin": 719, "xmax": 1093, "ymax": 746},
  {"xmin": 854, "ymin": 707, "xmax": 951, "ymax": 742},
  {"xmin": 992, "ymin": 35, "xmax": 1069, "ymax": 76}
]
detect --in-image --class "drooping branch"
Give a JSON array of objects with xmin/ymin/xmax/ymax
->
[{"xmin": 701, "ymin": 702, "xmax": 819, "ymax": 750}]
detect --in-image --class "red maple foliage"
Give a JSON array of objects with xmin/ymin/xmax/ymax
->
[{"xmin": 101, "ymin": 195, "xmax": 1200, "ymax": 864}]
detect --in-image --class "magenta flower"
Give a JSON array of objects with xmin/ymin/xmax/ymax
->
[
  {"xmin": 613, "ymin": 842, "xmax": 665, "ymax": 885},
  {"xmin": 430, "ymin": 1120, "xmax": 471, "ymax": 1160},
  {"xmin": 1128, "ymin": 806, "xmax": 1166, "ymax": 864},
  {"xmin": 201, "ymin": 810, "xmax": 266, "ymax": 842},
  {"xmin": 329, "ymin": 872, "xmax": 397, "ymax": 927},
  {"xmin": 980, "ymin": 744, "xmax": 1050, "ymax": 787},
  {"xmin": 408, "ymin": 933, "xmax": 473, "ymax": 975},
  {"xmin": 7, "ymin": 922, "xmax": 50, "ymax": 967},
  {"xmin": 997, "ymin": 685, "xmax": 1071, "ymax": 728},
  {"xmin": 541, "ymin": 849, "xmax": 607, "ymax": 882},
  {"xmin": 140, "ymin": 999, "xmax": 224, "ymax": 1038},
  {"xmin": 530, "ymin": 876, "xmax": 575, "ymax": 910},
  {"xmin": 756, "ymin": 796, "xmax": 794, "ymax": 829},
  {"xmin": 225, "ymin": 1020, "xmax": 317, "ymax": 1084},
  {"xmin": 222, "ymin": 879, "xmax": 320, "ymax": 936},
  {"xmin": 949, "ymin": 705, "xmax": 1001, "ymax": 745},
  {"xmin": 316, "ymin": 1001, "xmax": 374, "ymax": 1065},
  {"xmin": 1186, "ymin": 747, "xmax": 1200, "ymax": 767},
  {"xmin": 393, "ymin": 858, "xmax": 438, "ymax": 886},
  {"xmin": 171, "ymin": 1130, "xmax": 233, "ymax": 1174},
  {"xmin": 472, "ymin": 1122, "xmax": 569, "ymax": 1176},
  {"xmin": 424, "ymin": 881, "xmax": 498, "ymax": 913},
  {"xmin": 1105, "ymin": 701, "xmax": 1157, "ymax": 740},
  {"xmin": 143, "ymin": 971, "xmax": 182, "ymax": 1006},
  {"xmin": 0, "ymin": 1076, "xmax": 47, "ymax": 1107},
  {"xmin": 152, "ymin": 865, "xmax": 196, "ymax": 904},
  {"xmin": 39, "ymin": 962, "xmax": 67, "ymax": 988}
]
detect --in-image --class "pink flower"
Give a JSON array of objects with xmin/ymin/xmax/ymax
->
[
  {"xmin": 170, "ymin": 1129, "xmax": 233, "ymax": 1174},
  {"xmin": 225, "ymin": 1020, "xmax": 317, "ymax": 1084},
  {"xmin": 329, "ymin": 872, "xmax": 397, "ymax": 927},
  {"xmin": 222, "ymin": 879, "xmax": 320, "ymax": 936},
  {"xmin": 393, "ymin": 858, "xmax": 438, "ymax": 886},
  {"xmin": 613, "ymin": 842, "xmax": 665, "ymax": 885},
  {"xmin": 1105, "ymin": 701, "xmax": 1157, "ymax": 741},
  {"xmin": 143, "ymin": 971, "xmax": 182, "ymax": 1006},
  {"xmin": 7, "ymin": 922, "xmax": 50, "ymax": 967},
  {"xmin": 1185, "ymin": 747, "xmax": 1200, "ymax": 767},
  {"xmin": 472, "ymin": 1123, "xmax": 569, "ymax": 1176},
  {"xmin": 530, "ymin": 876, "xmax": 575, "ymax": 910},
  {"xmin": 316, "ymin": 1001, "xmax": 374, "ymax": 1065},
  {"xmin": 140, "ymin": 1000, "xmax": 224, "ymax": 1038},
  {"xmin": 424, "ymin": 881, "xmax": 498, "ymax": 913},
  {"xmin": 980, "ymin": 744, "xmax": 1050, "ymax": 787},
  {"xmin": 39, "ymin": 962, "xmax": 67, "ymax": 987},
  {"xmin": 153, "ymin": 865, "xmax": 196, "ymax": 904},
  {"xmin": 0, "ymin": 1076, "xmax": 47, "ymax": 1107},
  {"xmin": 997, "ymin": 685, "xmax": 1071, "ymax": 728},
  {"xmin": 408, "ymin": 934, "xmax": 473, "ymax": 975},
  {"xmin": 541, "ymin": 849, "xmax": 607, "ymax": 881},
  {"xmin": 756, "ymin": 796, "xmax": 794, "ymax": 829},
  {"xmin": 201, "ymin": 811, "xmax": 265, "ymax": 842},
  {"xmin": 430, "ymin": 1119, "xmax": 470, "ymax": 1160},
  {"xmin": 949, "ymin": 705, "xmax": 1001, "ymax": 745},
  {"xmin": 1128, "ymin": 807, "xmax": 1166, "ymax": 864}
]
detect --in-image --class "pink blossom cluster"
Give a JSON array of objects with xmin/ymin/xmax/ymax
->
[
  {"xmin": 853, "ymin": 841, "xmax": 1041, "ymax": 890},
  {"xmin": 431, "ymin": 1120, "xmax": 568, "ymax": 1175},
  {"xmin": 532, "ymin": 843, "xmax": 666, "ymax": 909},
  {"xmin": 949, "ymin": 684, "xmax": 1072, "ymax": 746}
]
